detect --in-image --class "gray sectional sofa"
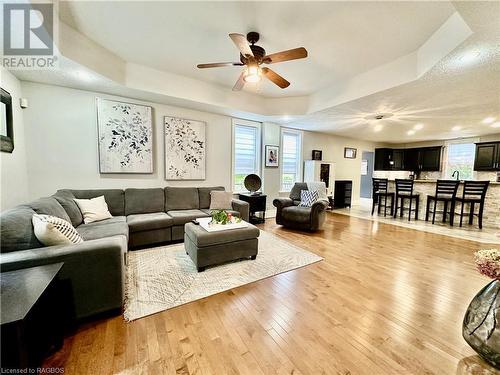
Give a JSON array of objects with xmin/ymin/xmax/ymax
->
[{"xmin": 0, "ymin": 186, "xmax": 249, "ymax": 320}]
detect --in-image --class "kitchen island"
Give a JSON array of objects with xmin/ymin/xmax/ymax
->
[{"xmin": 387, "ymin": 179, "xmax": 500, "ymax": 229}]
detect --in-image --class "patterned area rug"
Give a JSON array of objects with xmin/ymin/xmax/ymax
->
[{"xmin": 124, "ymin": 231, "xmax": 322, "ymax": 321}]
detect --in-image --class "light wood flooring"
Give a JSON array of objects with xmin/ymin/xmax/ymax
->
[{"xmin": 43, "ymin": 213, "xmax": 499, "ymax": 374}]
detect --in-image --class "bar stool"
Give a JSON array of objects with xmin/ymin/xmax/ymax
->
[
  {"xmin": 454, "ymin": 181, "xmax": 490, "ymax": 229},
  {"xmin": 393, "ymin": 179, "xmax": 420, "ymax": 221},
  {"xmin": 371, "ymin": 178, "xmax": 394, "ymax": 216},
  {"xmin": 425, "ymin": 179, "xmax": 460, "ymax": 226}
]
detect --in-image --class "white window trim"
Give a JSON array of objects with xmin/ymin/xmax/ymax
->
[
  {"xmin": 280, "ymin": 127, "xmax": 303, "ymax": 192},
  {"xmin": 231, "ymin": 118, "xmax": 262, "ymax": 192},
  {"xmin": 443, "ymin": 137, "xmax": 479, "ymax": 179}
]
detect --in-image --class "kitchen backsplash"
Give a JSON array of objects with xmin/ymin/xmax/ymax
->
[{"xmin": 373, "ymin": 170, "xmax": 499, "ymax": 182}]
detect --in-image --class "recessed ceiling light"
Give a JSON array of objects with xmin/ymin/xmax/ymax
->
[
  {"xmin": 413, "ymin": 123, "xmax": 424, "ymax": 130},
  {"xmin": 74, "ymin": 70, "xmax": 94, "ymax": 81},
  {"xmin": 374, "ymin": 124, "xmax": 383, "ymax": 132},
  {"xmin": 407, "ymin": 130, "xmax": 415, "ymax": 136},
  {"xmin": 459, "ymin": 50, "xmax": 481, "ymax": 65},
  {"xmin": 452, "ymin": 125, "xmax": 462, "ymax": 131},
  {"xmin": 482, "ymin": 117, "xmax": 496, "ymax": 124},
  {"xmin": 491, "ymin": 122, "xmax": 500, "ymax": 128}
]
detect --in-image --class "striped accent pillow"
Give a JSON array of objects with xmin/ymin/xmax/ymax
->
[
  {"xmin": 298, "ymin": 190, "xmax": 319, "ymax": 207},
  {"xmin": 32, "ymin": 214, "xmax": 84, "ymax": 246}
]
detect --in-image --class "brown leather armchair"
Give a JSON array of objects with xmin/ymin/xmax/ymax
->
[{"xmin": 273, "ymin": 183, "xmax": 329, "ymax": 231}]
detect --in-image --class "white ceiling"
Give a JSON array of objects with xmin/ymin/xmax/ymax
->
[
  {"xmin": 9, "ymin": 1, "xmax": 500, "ymax": 144},
  {"xmin": 59, "ymin": 1, "xmax": 455, "ymax": 97}
]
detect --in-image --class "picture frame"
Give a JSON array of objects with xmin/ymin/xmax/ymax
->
[
  {"xmin": 164, "ymin": 116, "xmax": 206, "ymax": 180},
  {"xmin": 344, "ymin": 147, "xmax": 357, "ymax": 159},
  {"xmin": 96, "ymin": 98, "xmax": 153, "ymax": 173},
  {"xmin": 312, "ymin": 149, "xmax": 322, "ymax": 160},
  {"xmin": 265, "ymin": 145, "xmax": 279, "ymax": 167},
  {"xmin": 1, "ymin": 88, "xmax": 14, "ymax": 153}
]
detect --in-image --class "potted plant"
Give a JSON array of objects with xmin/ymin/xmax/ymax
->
[{"xmin": 463, "ymin": 249, "xmax": 500, "ymax": 369}]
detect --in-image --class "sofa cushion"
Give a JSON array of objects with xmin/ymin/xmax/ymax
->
[
  {"xmin": 78, "ymin": 216, "xmax": 126, "ymax": 228},
  {"xmin": 165, "ymin": 187, "xmax": 199, "ymax": 211},
  {"xmin": 77, "ymin": 220, "xmax": 129, "ymax": 241},
  {"xmin": 167, "ymin": 209, "xmax": 209, "ymax": 225},
  {"xmin": 70, "ymin": 189, "xmax": 125, "ymax": 216},
  {"xmin": 281, "ymin": 206, "xmax": 311, "ymax": 224},
  {"xmin": 29, "ymin": 197, "xmax": 71, "ymax": 222},
  {"xmin": 198, "ymin": 186, "xmax": 225, "ymax": 209},
  {"xmin": 201, "ymin": 209, "xmax": 240, "ymax": 218},
  {"xmin": 125, "ymin": 188, "xmax": 165, "ymax": 215},
  {"xmin": 53, "ymin": 190, "xmax": 84, "ymax": 227},
  {"xmin": 126, "ymin": 212, "xmax": 173, "ymax": 233},
  {"xmin": 0, "ymin": 206, "xmax": 43, "ymax": 253},
  {"xmin": 289, "ymin": 183, "xmax": 308, "ymax": 201}
]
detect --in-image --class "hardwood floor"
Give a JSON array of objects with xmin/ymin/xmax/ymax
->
[{"xmin": 44, "ymin": 213, "xmax": 499, "ymax": 374}]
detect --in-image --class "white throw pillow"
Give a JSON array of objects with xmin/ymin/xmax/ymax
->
[
  {"xmin": 32, "ymin": 214, "xmax": 84, "ymax": 246},
  {"xmin": 298, "ymin": 190, "xmax": 320, "ymax": 207},
  {"xmin": 209, "ymin": 191, "xmax": 233, "ymax": 210},
  {"xmin": 74, "ymin": 195, "xmax": 113, "ymax": 224}
]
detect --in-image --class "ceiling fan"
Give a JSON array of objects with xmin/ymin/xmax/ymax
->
[{"xmin": 197, "ymin": 32, "xmax": 308, "ymax": 91}]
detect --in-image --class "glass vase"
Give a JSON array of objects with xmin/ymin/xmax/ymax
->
[{"xmin": 462, "ymin": 279, "xmax": 500, "ymax": 369}]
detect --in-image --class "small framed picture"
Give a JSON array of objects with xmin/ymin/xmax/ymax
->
[
  {"xmin": 344, "ymin": 147, "xmax": 357, "ymax": 159},
  {"xmin": 265, "ymin": 145, "xmax": 279, "ymax": 167},
  {"xmin": 312, "ymin": 150, "xmax": 322, "ymax": 160}
]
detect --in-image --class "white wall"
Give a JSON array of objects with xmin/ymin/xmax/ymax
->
[
  {"xmin": 302, "ymin": 131, "xmax": 381, "ymax": 204},
  {"xmin": 0, "ymin": 68, "xmax": 30, "ymax": 210},
  {"xmin": 20, "ymin": 82, "xmax": 233, "ymax": 200}
]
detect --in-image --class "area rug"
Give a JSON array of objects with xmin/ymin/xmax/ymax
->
[{"xmin": 124, "ymin": 231, "xmax": 322, "ymax": 321}]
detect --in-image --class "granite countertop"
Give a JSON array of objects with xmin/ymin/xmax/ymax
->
[{"xmin": 388, "ymin": 179, "xmax": 500, "ymax": 185}]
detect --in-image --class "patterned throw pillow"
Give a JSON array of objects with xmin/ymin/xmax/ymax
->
[
  {"xmin": 32, "ymin": 214, "xmax": 84, "ymax": 246},
  {"xmin": 298, "ymin": 190, "xmax": 319, "ymax": 207}
]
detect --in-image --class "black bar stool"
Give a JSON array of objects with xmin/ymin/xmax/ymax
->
[
  {"xmin": 425, "ymin": 179, "xmax": 460, "ymax": 226},
  {"xmin": 454, "ymin": 181, "xmax": 490, "ymax": 229},
  {"xmin": 393, "ymin": 179, "xmax": 420, "ymax": 221},
  {"xmin": 371, "ymin": 178, "xmax": 394, "ymax": 216}
]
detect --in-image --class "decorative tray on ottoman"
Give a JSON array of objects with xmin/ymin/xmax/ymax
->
[{"xmin": 195, "ymin": 217, "xmax": 248, "ymax": 232}]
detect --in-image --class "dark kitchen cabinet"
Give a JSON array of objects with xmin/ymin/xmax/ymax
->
[
  {"xmin": 419, "ymin": 147, "xmax": 442, "ymax": 171},
  {"xmin": 374, "ymin": 146, "xmax": 441, "ymax": 172},
  {"xmin": 374, "ymin": 148, "xmax": 404, "ymax": 171},
  {"xmin": 474, "ymin": 142, "xmax": 500, "ymax": 171}
]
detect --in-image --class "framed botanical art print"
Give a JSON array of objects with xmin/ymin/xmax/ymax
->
[
  {"xmin": 96, "ymin": 98, "xmax": 153, "ymax": 173},
  {"xmin": 164, "ymin": 116, "xmax": 206, "ymax": 180},
  {"xmin": 265, "ymin": 145, "xmax": 279, "ymax": 167},
  {"xmin": 344, "ymin": 147, "xmax": 357, "ymax": 159}
]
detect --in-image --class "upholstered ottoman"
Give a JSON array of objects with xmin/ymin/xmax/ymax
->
[{"xmin": 184, "ymin": 222, "xmax": 260, "ymax": 272}]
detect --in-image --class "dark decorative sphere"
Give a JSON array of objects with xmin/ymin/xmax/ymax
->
[{"xmin": 244, "ymin": 174, "xmax": 262, "ymax": 193}]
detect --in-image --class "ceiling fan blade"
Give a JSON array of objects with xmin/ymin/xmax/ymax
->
[
  {"xmin": 229, "ymin": 33, "xmax": 254, "ymax": 57},
  {"xmin": 232, "ymin": 71, "xmax": 246, "ymax": 91},
  {"xmin": 264, "ymin": 47, "xmax": 308, "ymax": 64},
  {"xmin": 261, "ymin": 67, "xmax": 290, "ymax": 89},
  {"xmin": 197, "ymin": 62, "xmax": 244, "ymax": 68}
]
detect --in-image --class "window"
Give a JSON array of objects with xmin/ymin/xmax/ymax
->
[
  {"xmin": 281, "ymin": 129, "xmax": 302, "ymax": 191},
  {"xmin": 232, "ymin": 120, "xmax": 261, "ymax": 192},
  {"xmin": 445, "ymin": 142, "xmax": 475, "ymax": 180}
]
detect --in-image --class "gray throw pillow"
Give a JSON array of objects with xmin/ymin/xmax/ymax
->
[{"xmin": 209, "ymin": 191, "xmax": 233, "ymax": 210}]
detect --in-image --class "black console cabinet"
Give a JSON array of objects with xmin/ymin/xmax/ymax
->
[{"xmin": 334, "ymin": 180, "xmax": 352, "ymax": 209}]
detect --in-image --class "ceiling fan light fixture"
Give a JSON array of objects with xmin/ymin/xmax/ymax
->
[{"xmin": 243, "ymin": 65, "xmax": 261, "ymax": 83}]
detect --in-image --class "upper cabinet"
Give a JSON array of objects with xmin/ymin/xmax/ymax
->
[
  {"xmin": 474, "ymin": 142, "xmax": 500, "ymax": 171},
  {"xmin": 374, "ymin": 146, "xmax": 442, "ymax": 171}
]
